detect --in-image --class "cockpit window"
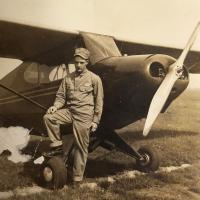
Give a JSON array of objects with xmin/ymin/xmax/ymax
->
[
  {"xmin": 24, "ymin": 62, "xmax": 39, "ymax": 84},
  {"xmin": 49, "ymin": 64, "xmax": 67, "ymax": 81},
  {"xmin": 24, "ymin": 62, "xmax": 75, "ymax": 84}
]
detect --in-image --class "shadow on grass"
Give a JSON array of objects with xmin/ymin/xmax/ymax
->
[
  {"xmin": 86, "ymin": 158, "xmax": 134, "ymax": 178},
  {"xmin": 20, "ymin": 161, "xmax": 42, "ymax": 185}
]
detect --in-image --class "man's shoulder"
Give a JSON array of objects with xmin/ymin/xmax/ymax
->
[{"xmin": 87, "ymin": 70, "xmax": 101, "ymax": 81}]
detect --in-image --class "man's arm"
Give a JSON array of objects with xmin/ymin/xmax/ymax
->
[{"xmin": 92, "ymin": 75, "xmax": 104, "ymax": 125}]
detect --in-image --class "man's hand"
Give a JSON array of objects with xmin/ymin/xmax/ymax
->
[
  {"xmin": 47, "ymin": 106, "xmax": 57, "ymax": 114},
  {"xmin": 90, "ymin": 122, "xmax": 98, "ymax": 132}
]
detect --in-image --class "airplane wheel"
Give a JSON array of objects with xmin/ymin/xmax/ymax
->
[
  {"xmin": 42, "ymin": 156, "xmax": 67, "ymax": 189},
  {"xmin": 136, "ymin": 146, "xmax": 159, "ymax": 172}
]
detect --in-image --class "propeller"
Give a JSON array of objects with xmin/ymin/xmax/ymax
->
[{"xmin": 143, "ymin": 22, "xmax": 200, "ymax": 136}]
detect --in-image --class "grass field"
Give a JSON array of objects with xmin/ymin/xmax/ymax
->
[{"xmin": 0, "ymin": 88, "xmax": 200, "ymax": 200}]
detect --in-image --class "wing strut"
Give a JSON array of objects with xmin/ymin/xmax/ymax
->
[{"xmin": 0, "ymin": 83, "xmax": 47, "ymax": 111}]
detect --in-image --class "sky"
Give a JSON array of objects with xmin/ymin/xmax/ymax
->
[{"xmin": 0, "ymin": 0, "xmax": 200, "ymax": 88}]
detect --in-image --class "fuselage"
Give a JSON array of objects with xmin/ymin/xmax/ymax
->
[
  {"xmin": 0, "ymin": 54, "xmax": 189, "ymax": 133},
  {"xmin": 91, "ymin": 54, "xmax": 189, "ymax": 129}
]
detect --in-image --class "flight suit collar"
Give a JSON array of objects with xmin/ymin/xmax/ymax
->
[{"xmin": 75, "ymin": 69, "xmax": 89, "ymax": 77}]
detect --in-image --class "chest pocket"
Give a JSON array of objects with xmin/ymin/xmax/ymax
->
[{"xmin": 79, "ymin": 83, "xmax": 93, "ymax": 93}]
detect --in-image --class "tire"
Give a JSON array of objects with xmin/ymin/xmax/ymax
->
[
  {"xmin": 136, "ymin": 146, "xmax": 159, "ymax": 172},
  {"xmin": 42, "ymin": 156, "xmax": 68, "ymax": 189}
]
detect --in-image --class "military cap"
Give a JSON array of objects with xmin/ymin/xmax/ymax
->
[{"xmin": 74, "ymin": 48, "xmax": 90, "ymax": 60}]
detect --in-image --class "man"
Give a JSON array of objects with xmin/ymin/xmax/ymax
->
[{"xmin": 43, "ymin": 47, "xmax": 104, "ymax": 183}]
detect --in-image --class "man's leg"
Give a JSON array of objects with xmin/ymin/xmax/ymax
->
[
  {"xmin": 43, "ymin": 109, "xmax": 72, "ymax": 147},
  {"xmin": 72, "ymin": 120, "xmax": 91, "ymax": 182}
]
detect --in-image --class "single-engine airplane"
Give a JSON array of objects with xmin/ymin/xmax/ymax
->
[{"xmin": 0, "ymin": 20, "xmax": 200, "ymax": 188}]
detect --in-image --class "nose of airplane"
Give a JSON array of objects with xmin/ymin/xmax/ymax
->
[{"xmin": 143, "ymin": 22, "xmax": 200, "ymax": 136}]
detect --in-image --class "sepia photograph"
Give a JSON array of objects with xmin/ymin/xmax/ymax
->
[{"xmin": 0, "ymin": 0, "xmax": 200, "ymax": 199}]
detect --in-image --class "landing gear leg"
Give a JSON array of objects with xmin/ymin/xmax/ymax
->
[{"xmin": 99, "ymin": 130, "xmax": 159, "ymax": 172}]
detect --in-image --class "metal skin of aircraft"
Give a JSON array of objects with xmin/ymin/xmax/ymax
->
[{"xmin": 0, "ymin": 20, "xmax": 200, "ymax": 188}]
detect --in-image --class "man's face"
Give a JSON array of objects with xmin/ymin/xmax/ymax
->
[{"xmin": 74, "ymin": 56, "xmax": 88, "ymax": 74}]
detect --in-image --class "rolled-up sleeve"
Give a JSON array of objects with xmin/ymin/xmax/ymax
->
[
  {"xmin": 92, "ymin": 75, "xmax": 104, "ymax": 124},
  {"xmin": 54, "ymin": 77, "xmax": 66, "ymax": 109}
]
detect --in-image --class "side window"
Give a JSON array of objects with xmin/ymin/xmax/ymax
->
[
  {"xmin": 24, "ymin": 62, "xmax": 75, "ymax": 84},
  {"xmin": 48, "ymin": 63, "xmax": 75, "ymax": 81},
  {"xmin": 24, "ymin": 62, "xmax": 51, "ymax": 84},
  {"xmin": 49, "ymin": 64, "xmax": 67, "ymax": 81},
  {"xmin": 24, "ymin": 62, "xmax": 39, "ymax": 84}
]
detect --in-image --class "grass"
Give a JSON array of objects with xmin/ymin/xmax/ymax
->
[
  {"xmin": 1, "ymin": 89, "xmax": 200, "ymax": 199},
  {"xmin": 0, "ymin": 157, "xmax": 34, "ymax": 191}
]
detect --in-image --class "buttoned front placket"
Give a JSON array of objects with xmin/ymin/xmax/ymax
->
[
  {"xmin": 67, "ymin": 70, "xmax": 89, "ymax": 109},
  {"xmin": 74, "ymin": 70, "xmax": 87, "ymax": 90}
]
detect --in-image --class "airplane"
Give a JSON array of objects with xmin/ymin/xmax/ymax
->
[{"xmin": 0, "ymin": 19, "xmax": 200, "ymax": 189}]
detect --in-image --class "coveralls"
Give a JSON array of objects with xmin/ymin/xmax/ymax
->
[{"xmin": 43, "ymin": 69, "xmax": 103, "ymax": 181}]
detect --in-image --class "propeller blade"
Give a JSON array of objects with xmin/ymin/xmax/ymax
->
[
  {"xmin": 143, "ymin": 64, "xmax": 178, "ymax": 136},
  {"xmin": 177, "ymin": 22, "xmax": 200, "ymax": 67},
  {"xmin": 143, "ymin": 22, "xmax": 200, "ymax": 136}
]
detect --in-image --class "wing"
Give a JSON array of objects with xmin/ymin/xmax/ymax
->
[
  {"xmin": 0, "ymin": 20, "xmax": 122, "ymax": 66},
  {"xmin": 0, "ymin": 20, "xmax": 79, "ymax": 65},
  {"xmin": 0, "ymin": 19, "xmax": 199, "ymax": 72}
]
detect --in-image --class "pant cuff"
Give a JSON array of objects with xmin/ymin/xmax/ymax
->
[{"xmin": 73, "ymin": 176, "xmax": 83, "ymax": 182}]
